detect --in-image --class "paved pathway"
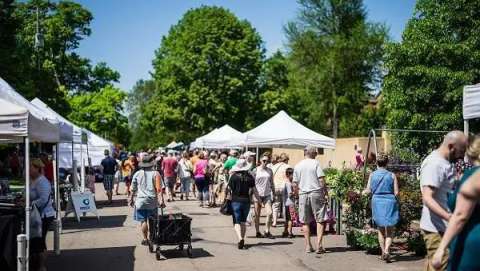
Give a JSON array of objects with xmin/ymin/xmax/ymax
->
[{"xmin": 47, "ymin": 183, "xmax": 424, "ymax": 271}]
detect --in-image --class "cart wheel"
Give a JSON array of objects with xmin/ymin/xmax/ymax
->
[
  {"xmin": 148, "ymin": 242, "xmax": 154, "ymax": 253},
  {"xmin": 187, "ymin": 244, "xmax": 193, "ymax": 258},
  {"xmin": 155, "ymin": 248, "xmax": 163, "ymax": 261},
  {"xmin": 178, "ymin": 244, "xmax": 184, "ymax": 251}
]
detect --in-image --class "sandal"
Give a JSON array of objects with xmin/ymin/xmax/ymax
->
[
  {"xmin": 316, "ymin": 247, "xmax": 326, "ymax": 254},
  {"xmin": 306, "ymin": 247, "xmax": 315, "ymax": 253},
  {"xmin": 141, "ymin": 239, "xmax": 149, "ymax": 246},
  {"xmin": 384, "ymin": 253, "xmax": 391, "ymax": 263}
]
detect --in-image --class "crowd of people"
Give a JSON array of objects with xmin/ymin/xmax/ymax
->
[{"xmin": 91, "ymin": 129, "xmax": 480, "ymax": 271}]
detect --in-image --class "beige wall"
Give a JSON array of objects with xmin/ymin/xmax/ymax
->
[{"xmin": 273, "ymin": 134, "xmax": 391, "ymax": 169}]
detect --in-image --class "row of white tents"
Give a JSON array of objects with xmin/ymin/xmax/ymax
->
[
  {"xmin": 0, "ymin": 78, "xmax": 114, "ymax": 167},
  {"xmin": 190, "ymin": 110, "xmax": 337, "ymax": 150},
  {"xmin": 0, "ymin": 76, "xmax": 114, "ymax": 269}
]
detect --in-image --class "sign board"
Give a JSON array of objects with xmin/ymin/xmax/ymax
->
[{"xmin": 64, "ymin": 191, "xmax": 99, "ymax": 222}]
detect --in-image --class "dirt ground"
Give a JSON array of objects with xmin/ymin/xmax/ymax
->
[{"xmin": 46, "ymin": 183, "xmax": 424, "ymax": 271}]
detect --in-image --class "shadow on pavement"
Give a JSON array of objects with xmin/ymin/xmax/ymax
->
[
  {"xmin": 96, "ymin": 198, "xmax": 128, "ymax": 208},
  {"xmin": 47, "ymin": 246, "xmax": 135, "ymax": 271},
  {"xmin": 324, "ymin": 246, "xmax": 354, "ymax": 253},
  {"xmin": 391, "ymin": 252, "xmax": 425, "ymax": 263},
  {"xmin": 62, "ymin": 215, "xmax": 127, "ymax": 230},
  {"xmin": 246, "ymin": 241, "xmax": 293, "ymax": 248},
  {"xmin": 159, "ymin": 248, "xmax": 214, "ymax": 259}
]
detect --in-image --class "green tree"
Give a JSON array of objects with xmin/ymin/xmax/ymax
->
[
  {"xmin": 127, "ymin": 79, "xmax": 156, "ymax": 150},
  {"xmin": 286, "ymin": 0, "xmax": 388, "ymax": 138},
  {"xmin": 0, "ymin": 0, "xmax": 119, "ymax": 115},
  {"xmin": 68, "ymin": 85, "xmax": 130, "ymax": 146},
  {"xmin": 139, "ymin": 6, "xmax": 264, "ymax": 146},
  {"xmin": 382, "ymin": 0, "xmax": 480, "ymax": 155}
]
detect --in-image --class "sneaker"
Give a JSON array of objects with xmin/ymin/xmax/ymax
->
[
  {"xmin": 255, "ymin": 232, "xmax": 263, "ymax": 238},
  {"xmin": 141, "ymin": 239, "xmax": 149, "ymax": 246},
  {"xmin": 288, "ymin": 233, "xmax": 295, "ymax": 239},
  {"xmin": 180, "ymin": 195, "xmax": 184, "ymax": 200},
  {"xmin": 264, "ymin": 232, "xmax": 275, "ymax": 239},
  {"xmin": 167, "ymin": 199, "xmax": 171, "ymax": 203},
  {"xmin": 237, "ymin": 239, "xmax": 245, "ymax": 249},
  {"xmin": 281, "ymin": 232, "xmax": 289, "ymax": 238}
]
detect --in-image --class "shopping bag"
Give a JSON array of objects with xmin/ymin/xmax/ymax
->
[
  {"xmin": 219, "ymin": 199, "xmax": 232, "ymax": 215},
  {"xmin": 30, "ymin": 204, "xmax": 43, "ymax": 238}
]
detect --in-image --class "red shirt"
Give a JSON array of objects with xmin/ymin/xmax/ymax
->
[
  {"xmin": 44, "ymin": 161, "xmax": 54, "ymax": 183},
  {"xmin": 162, "ymin": 158, "xmax": 178, "ymax": 178}
]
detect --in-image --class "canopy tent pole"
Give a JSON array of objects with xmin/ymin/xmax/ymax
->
[
  {"xmin": 256, "ymin": 147, "xmax": 259, "ymax": 163},
  {"xmin": 464, "ymin": 120, "xmax": 470, "ymax": 162},
  {"xmin": 24, "ymin": 137, "xmax": 30, "ymax": 271},
  {"xmin": 80, "ymin": 142, "xmax": 85, "ymax": 192},
  {"xmin": 53, "ymin": 144, "xmax": 61, "ymax": 255},
  {"xmin": 71, "ymin": 141, "xmax": 74, "ymax": 171}
]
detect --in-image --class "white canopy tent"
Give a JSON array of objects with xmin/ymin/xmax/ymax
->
[
  {"xmin": 230, "ymin": 110, "xmax": 335, "ymax": 149},
  {"xmin": 463, "ymin": 83, "xmax": 480, "ymax": 135},
  {"xmin": 31, "ymin": 98, "xmax": 113, "ymax": 168},
  {"xmin": 192, "ymin": 125, "xmax": 243, "ymax": 149},
  {"xmin": 0, "ymin": 78, "xmax": 60, "ymax": 143},
  {"xmin": 237, "ymin": 110, "xmax": 336, "ymax": 149},
  {"xmin": 0, "ymin": 78, "xmax": 63, "ymax": 269}
]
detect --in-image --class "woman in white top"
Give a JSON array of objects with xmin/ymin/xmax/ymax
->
[
  {"xmin": 178, "ymin": 152, "xmax": 193, "ymax": 200},
  {"xmin": 253, "ymin": 155, "xmax": 275, "ymax": 239}
]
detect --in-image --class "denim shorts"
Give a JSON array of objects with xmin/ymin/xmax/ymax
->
[
  {"xmin": 231, "ymin": 201, "xmax": 251, "ymax": 224},
  {"xmin": 103, "ymin": 174, "xmax": 114, "ymax": 192},
  {"xmin": 134, "ymin": 208, "xmax": 157, "ymax": 222}
]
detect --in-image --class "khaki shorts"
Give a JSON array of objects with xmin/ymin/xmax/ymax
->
[
  {"xmin": 299, "ymin": 191, "xmax": 326, "ymax": 224},
  {"xmin": 422, "ymin": 231, "xmax": 448, "ymax": 271}
]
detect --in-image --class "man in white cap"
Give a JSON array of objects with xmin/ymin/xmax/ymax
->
[{"xmin": 293, "ymin": 145, "xmax": 328, "ymax": 254}]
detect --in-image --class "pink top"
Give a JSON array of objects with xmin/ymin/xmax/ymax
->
[{"xmin": 194, "ymin": 159, "xmax": 208, "ymax": 179}]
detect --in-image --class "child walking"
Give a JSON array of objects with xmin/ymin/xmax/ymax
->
[{"xmin": 282, "ymin": 167, "xmax": 296, "ymax": 238}]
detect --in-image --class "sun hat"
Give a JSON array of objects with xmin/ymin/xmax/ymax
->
[
  {"xmin": 244, "ymin": 151, "xmax": 256, "ymax": 157},
  {"xmin": 138, "ymin": 154, "xmax": 155, "ymax": 168},
  {"xmin": 230, "ymin": 158, "xmax": 251, "ymax": 172}
]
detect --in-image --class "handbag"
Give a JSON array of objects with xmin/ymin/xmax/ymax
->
[{"xmin": 220, "ymin": 181, "xmax": 233, "ymax": 216}]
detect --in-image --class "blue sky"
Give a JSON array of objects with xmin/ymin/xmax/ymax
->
[{"xmin": 75, "ymin": 0, "xmax": 417, "ymax": 91}]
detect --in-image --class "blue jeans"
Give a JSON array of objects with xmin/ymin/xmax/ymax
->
[
  {"xmin": 180, "ymin": 177, "xmax": 191, "ymax": 193},
  {"xmin": 195, "ymin": 177, "xmax": 209, "ymax": 202},
  {"xmin": 231, "ymin": 201, "xmax": 250, "ymax": 224}
]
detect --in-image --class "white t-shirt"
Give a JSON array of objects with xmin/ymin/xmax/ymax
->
[
  {"xmin": 293, "ymin": 158, "xmax": 325, "ymax": 194},
  {"xmin": 419, "ymin": 151, "xmax": 454, "ymax": 233},
  {"xmin": 178, "ymin": 158, "xmax": 193, "ymax": 178},
  {"xmin": 254, "ymin": 167, "xmax": 273, "ymax": 197},
  {"xmin": 271, "ymin": 162, "xmax": 291, "ymax": 192}
]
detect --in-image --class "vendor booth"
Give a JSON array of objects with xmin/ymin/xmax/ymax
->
[
  {"xmin": 191, "ymin": 125, "xmax": 243, "ymax": 149},
  {"xmin": 0, "ymin": 77, "xmax": 61, "ymax": 271},
  {"xmin": 31, "ymin": 98, "xmax": 114, "ymax": 168},
  {"xmin": 237, "ymin": 110, "xmax": 335, "ymax": 149},
  {"xmin": 463, "ymin": 83, "xmax": 480, "ymax": 135}
]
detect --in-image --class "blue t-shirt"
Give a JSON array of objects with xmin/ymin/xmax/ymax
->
[{"xmin": 101, "ymin": 156, "xmax": 117, "ymax": 175}]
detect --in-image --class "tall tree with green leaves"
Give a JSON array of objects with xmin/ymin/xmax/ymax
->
[
  {"xmin": 383, "ymin": 0, "xmax": 480, "ymax": 156},
  {"xmin": 127, "ymin": 79, "xmax": 156, "ymax": 150},
  {"xmin": 0, "ymin": 0, "xmax": 119, "ymax": 115},
  {"xmin": 68, "ymin": 85, "xmax": 130, "ymax": 146},
  {"xmin": 139, "ymin": 6, "xmax": 264, "ymax": 146},
  {"xmin": 286, "ymin": 0, "xmax": 388, "ymax": 138}
]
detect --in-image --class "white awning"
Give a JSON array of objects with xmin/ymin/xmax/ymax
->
[
  {"xmin": 463, "ymin": 84, "xmax": 480, "ymax": 120},
  {"xmin": 240, "ymin": 111, "xmax": 335, "ymax": 149},
  {"xmin": 193, "ymin": 125, "xmax": 243, "ymax": 149},
  {"xmin": 0, "ymin": 78, "xmax": 60, "ymax": 142}
]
